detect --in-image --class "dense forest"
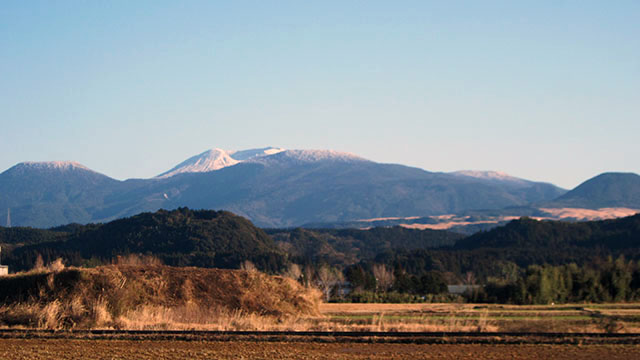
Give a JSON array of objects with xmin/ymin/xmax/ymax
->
[
  {"xmin": 1, "ymin": 209, "xmax": 639, "ymax": 304},
  {"xmin": 3, "ymin": 208, "xmax": 287, "ymax": 272},
  {"xmin": 266, "ymin": 227, "xmax": 463, "ymax": 267}
]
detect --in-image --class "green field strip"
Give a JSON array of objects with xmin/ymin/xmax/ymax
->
[{"xmin": 328, "ymin": 315, "xmax": 594, "ymax": 321}]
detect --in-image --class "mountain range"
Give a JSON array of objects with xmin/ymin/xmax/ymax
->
[{"xmin": 0, "ymin": 147, "xmax": 638, "ymax": 228}]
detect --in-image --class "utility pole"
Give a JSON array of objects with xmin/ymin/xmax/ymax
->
[{"xmin": 6, "ymin": 208, "xmax": 10, "ymax": 228}]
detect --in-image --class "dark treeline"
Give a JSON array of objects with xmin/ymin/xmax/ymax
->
[
  {"xmin": 476, "ymin": 257, "xmax": 640, "ymax": 304},
  {"xmin": 283, "ymin": 214, "xmax": 640, "ymax": 303},
  {"xmin": 0, "ymin": 227, "xmax": 68, "ymax": 246},
  {"xmin": 266, "ymin": 227, "xmax": 463, "ymax": 267}
]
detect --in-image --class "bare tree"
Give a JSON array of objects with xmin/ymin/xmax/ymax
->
[
  {"xmin": 240, "ymin": 260, "xmax": 258, "ymax": 273},
  {"xmin": 284, "ymin": 263, "xmax": 302, "ymax": 282},
  {"xmin": 316, "ymin": 265, "xmax": 342, "ymax": 301},
  {"xmin": 33, "ymin": 254, "xmax": 45, "ymax": 271},
  {"xmin": 464, "ymin": 271, "xmax": 476, "ymax": 285},
  {"xmin": 372, "ymin": 264, "xmax": 395, "ymax": 292},
  {"xmin": 302, "ymin": 264, "xmax": 315, "ymax": 288}
]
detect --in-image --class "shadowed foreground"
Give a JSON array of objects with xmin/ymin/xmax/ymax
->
[{"xmin": 0, "ymin": 339, "xmax": 639, "ymax": 360}]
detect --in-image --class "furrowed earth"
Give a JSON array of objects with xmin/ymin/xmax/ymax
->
[{"xmin": 0, "ymin": 339, "xmax": 638, "ymax": 360}]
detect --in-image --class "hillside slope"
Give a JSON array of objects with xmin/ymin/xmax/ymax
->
[{"xmin": 545, "ymin": 172, "xmax": 640, "ymax": 209}]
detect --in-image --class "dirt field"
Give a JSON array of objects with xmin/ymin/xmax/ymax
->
[{"xmin": 0, "ymin": 339, "xmax": 638, "ymax": 360}]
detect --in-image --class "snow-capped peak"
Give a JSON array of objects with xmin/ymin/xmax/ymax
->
[
  {"xmin": 156, "ymin": 149, "xmax": 239, "ymax": 178},
  {"xmin": 156, "ymin": 147, "xmax": 369, "ymax": 178}
]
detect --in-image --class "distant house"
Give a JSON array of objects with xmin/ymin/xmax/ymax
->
[
  {"xmin": 447, "ymin": 285, "xmax": 482, "ymax": 295},
  {"xmin": 0, "ymin": 245, "xmax": 6, "ymax": 275}
]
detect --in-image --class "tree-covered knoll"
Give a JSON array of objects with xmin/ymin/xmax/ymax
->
[{"xmin": 6, "ymin": 208, "xmax": 286, "ymax": 272}]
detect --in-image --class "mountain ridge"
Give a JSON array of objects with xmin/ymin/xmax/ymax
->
[{"xmin": 4, "ymin": 147, "xmax": 635, "ymax": 229}]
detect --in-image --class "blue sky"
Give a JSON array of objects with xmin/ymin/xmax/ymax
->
[{"xmin": 1, "ymin": 1, "xmax": 638, "ymax": 189}]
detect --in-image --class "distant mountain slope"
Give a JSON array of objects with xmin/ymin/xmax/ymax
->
[
  {"xmin": 0, "ymin": 162, "xmax": 120, "ymax": 228},
  {"xmin": 0, "ymin": 148, "xmax": 569, "ymax": 228},
  {"xmin": 451, "ymin": 170, "xmax": 529, "ymax": 184},
  {"xmin": 154, "ymin": 150, "xmax": 567, "ymax": 227},
  {"xmin": 451, "ymin": 170, "xmax": 566, "ymax": 205},
  {"xmin": 7, "ymin": 208, "xmax": 286, "ymax": 272},
  {"xmin": 545, "ymin": 172, "xmax": 640, "ymax": 209}
]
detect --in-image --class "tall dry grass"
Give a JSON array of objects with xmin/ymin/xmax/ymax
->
[{"xmin": 0, "ymin": 263, "xmax": 322, "ymax": 330}]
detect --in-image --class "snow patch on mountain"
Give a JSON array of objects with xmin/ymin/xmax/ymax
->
[
  {"xmin": 451, "ymin": 170, "xmax": 528, "ymax": 184},
  {"xmin": 156, "ymin": 149, "xmax": 239, "ymax": 178},
  {"xmin": 248, "ymin": 149, "xmax": 368, "ymax": 164},
  {"xmin": 16, "ymin": 161, "xmax": 91, "ymax": 171},
  {"xmin": 228, "ymin": 147, "xmax": 285, "ymax": 161}
]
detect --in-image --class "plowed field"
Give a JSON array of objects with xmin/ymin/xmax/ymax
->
[{"xmin": 0, "ymin": 339, "xmax": 638, "ymax": 360}]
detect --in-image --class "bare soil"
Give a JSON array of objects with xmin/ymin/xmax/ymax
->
[{"xmin": 0, "ymin": 339, "xmax": 638, "ymax": 360}]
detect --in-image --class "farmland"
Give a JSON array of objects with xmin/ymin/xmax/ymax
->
[
  {"xmin": 317, "ymin": 303, "xmax": 640, "ymax": 333},
  {"xmin": 0, "ymin": 339, "xmax": 638, "ymax": 360},
  {"xmin": 2, "ymin": 303, "xmax": 640, "ymax": 359}
]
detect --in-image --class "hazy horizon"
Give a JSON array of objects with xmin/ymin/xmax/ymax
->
[{"xmin": 2, "ymin": 1, "xmax": 638, "ymax": 189}]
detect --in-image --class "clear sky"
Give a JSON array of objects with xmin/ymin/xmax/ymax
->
[{"xmin": 1, "ymin": 1, "xmax": 638, "ymax": 189}]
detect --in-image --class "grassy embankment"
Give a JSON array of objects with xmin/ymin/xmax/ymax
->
[{"xmin": 0, "ymin": 259, "xmax": 320, "ymax": 330}]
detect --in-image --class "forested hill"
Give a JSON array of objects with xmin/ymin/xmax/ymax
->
[
  {"xmin": 3, "ymin": 209, "xmax": 640, "ymax": 283},
  {"xmin": 6, "ymin": 208, "xmax": 287, "ymax": 272},
  {"xmin": 0, "ymin": 227, "xmax": 68, "ymax": 246},
  {"xmin": 267, "ymin": 227, "xmax": 463, "ymax": 267},
  {"xmin": 369, "ymin": 213, "xmax": 640, "ymax": 282},
  {"xmin": 1, "ymin": 208, "xmax": 466, "ymax": 273},
  {"xmin": 455, "ymin": 213, "xmax": 640, "ymax": 250}
]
